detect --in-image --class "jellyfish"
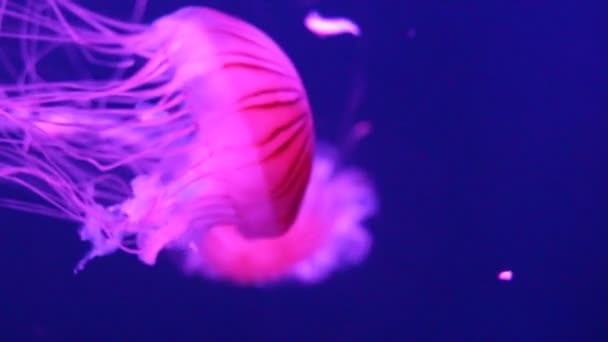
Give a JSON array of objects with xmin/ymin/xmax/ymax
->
[{"xmin": 0, "ymin": 0, "xmax": 376, "ymax": 285}]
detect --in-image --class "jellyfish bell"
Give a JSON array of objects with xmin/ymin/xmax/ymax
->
[{"xmin": 0, "ymin": 1, "xmax": 376, "ymax": 285}]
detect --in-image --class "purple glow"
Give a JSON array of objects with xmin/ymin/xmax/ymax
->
[{"xmin": 497, "ymin": 270, "xmax": 513, "ymax": 281}]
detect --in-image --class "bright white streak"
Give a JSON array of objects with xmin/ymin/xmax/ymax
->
[{"xmin": 304, "ymin": 11, "xmax": 360, "ymax": 38}]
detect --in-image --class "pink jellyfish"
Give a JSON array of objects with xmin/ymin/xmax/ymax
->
[{"xmin": 0, "ymin": 1, "xmax": 376, "ymax": 285}]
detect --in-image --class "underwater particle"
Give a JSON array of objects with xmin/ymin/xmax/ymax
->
[
  {"xmin": 497, "ymin": 270, "xmax": 513, "ymax": 281},
  {"xmin": 304, "ymin": 10, "xmax": 360, "ymax": 38}
]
